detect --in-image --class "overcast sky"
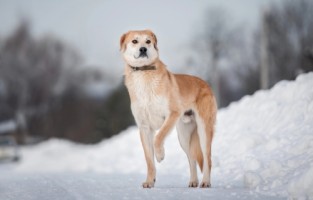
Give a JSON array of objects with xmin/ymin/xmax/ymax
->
[{"xmin": 0, "ymin": 0, "xmax": 280, "ymax": 76}]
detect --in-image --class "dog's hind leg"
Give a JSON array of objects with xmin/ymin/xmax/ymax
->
[
  {"xmin": 140, "ymin": 128, "xmax": 156, "ymax": 188},
  {"xmin": 195, "ymin": 95, "xmax": 217, "ymax": 188},
  {"xmin": 177, "ymin": 115, "xmax": 199, "ymax": 187},
  {"xmin": 196, "ymin": 117, "xmax": 213, "ymax": 188}
]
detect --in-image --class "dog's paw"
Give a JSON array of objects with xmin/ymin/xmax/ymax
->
[
  {"xmin": 142, "ymin": 181, "xmax": 154, "ymax": 188},
  {"xmin": 199, "ymin": 181, "xmax": 211, "ymax": 188},
  {"xmin": 188, "ymin": 181, "xmax": 198, "ymax": 188},
  {"xmin": 155, "ymin": 145, "xmax": 165, "ymax": 163}
]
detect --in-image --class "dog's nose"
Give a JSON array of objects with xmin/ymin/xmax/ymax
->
[{"xmin": 140, "ymin": 47, "xmax": 147, "ymax": 53}]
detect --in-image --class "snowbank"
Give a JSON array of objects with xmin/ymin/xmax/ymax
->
[
  {"xmin": 213, "ymin": 72, "xmax": 313, "ymax": 198},
  {"xmin": 9, "ymin": 72, "xmax": 313, "ymax": 199}
]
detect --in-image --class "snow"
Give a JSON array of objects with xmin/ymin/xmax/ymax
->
[
  {"xmin": 0, "ymin": 120, "xmax": 17, "ymax": 134},
  {"xmin": 1, "ymin": 72, "xmax": 313, "ymax": 199},
  {"xmin": 0, "ymin": 173, "xmax": 281, "ymax": 200},
  {"xmin": 213, "ymin": 73, "xmax": 313, "ymax": 198}
]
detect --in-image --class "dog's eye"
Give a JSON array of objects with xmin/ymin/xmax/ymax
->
[
  {"xmin": 146, "ymin": 40, "xmax": 151, "ymax": 44},
  {"xmin": 132, "ymin": 40, "xmax": 138, "ymax": 44}
]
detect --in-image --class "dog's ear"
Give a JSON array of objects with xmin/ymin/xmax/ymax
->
[
  {"xmin": 152, "ymin": 32, "xmax": 158, "ymax": 51},
  {"xmin": 146, "ymin": 30, "xmax": 158, "ymax": 51},
  {"xmin": 120, "ymin": 32, "xmax": 127, "ymax": 51}
]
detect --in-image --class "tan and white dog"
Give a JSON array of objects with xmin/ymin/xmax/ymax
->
[{"xmin": 120, "ymin": 30, "xmax": 217, "ymax": 188}]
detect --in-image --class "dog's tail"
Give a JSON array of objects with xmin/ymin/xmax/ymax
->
[{"xmin": 189, "ymin": 128, "xmax": 203, "ymax": 172}]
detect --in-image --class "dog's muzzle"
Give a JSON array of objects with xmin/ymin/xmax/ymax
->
[{"xmin": 139, "ymin": 47, "xmax": 148, "ymax": 58}]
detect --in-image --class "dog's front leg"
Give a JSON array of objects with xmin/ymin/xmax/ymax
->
[
  {"xmin": 154, "ymin": 112, "xmax": 180, "ymax": 162},
  {"xmin": 140, "ymin": 129, "xmax": 156, "ymax": 188}
]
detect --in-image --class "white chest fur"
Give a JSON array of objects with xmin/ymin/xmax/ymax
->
[{"xmin": 128, "ymin": 72, "xmax": 169, "ymax": 131}]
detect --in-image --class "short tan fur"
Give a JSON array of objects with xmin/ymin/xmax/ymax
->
[{"xmin": 120, "ymin": 30, "xmax": 217, "ymax": 188}]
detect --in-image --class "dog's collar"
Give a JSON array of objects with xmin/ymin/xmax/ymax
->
[{"xmin": 129, "ymin": 65, "xmax": 156, "ymax": 71}]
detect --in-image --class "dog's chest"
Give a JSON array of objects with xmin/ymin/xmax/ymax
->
[{"xmin": 128, "ymin": 73, "xmax": 169, "ymax": 130}]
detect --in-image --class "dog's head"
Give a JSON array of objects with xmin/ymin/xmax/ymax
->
[{"xmin": 120, "ymin": 30, "xmax": 158, "ymax": 67}]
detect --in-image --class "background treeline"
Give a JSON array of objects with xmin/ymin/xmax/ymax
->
[
  {"xmin": 0, "ymin": 0, "xmax": 312, "ymax": 143},
  {"xmin": 189, "ymin": 0, "xmax": 313, "ymax": 107},
  {"xmin": 0, "ymin": 22, "xmax": 133, "ymax": 144}
]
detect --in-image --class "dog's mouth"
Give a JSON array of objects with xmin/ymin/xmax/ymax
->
[{"xmin": 134, "ymin": 52, "xmax": 148, "ymax": 59}]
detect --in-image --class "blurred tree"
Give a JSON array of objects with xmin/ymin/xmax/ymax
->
[
  {"xmin": 229, "ymin": 0, "xmax": 313, "ymax": 103},
  {"xmin": 0, "ymin": 20, "xmax": 82, "ymax": 118},
  {"xmin": 199, "ymin": 8, "xmax": 232, "ymax": 107},
  {"xmin": 264, "ymin": 0, "xmax": 313, "ymax": 86},
  {"xmin": 95, "ymin": 82, "xmax": 134, "ymax": 139},
  {"xmin": 191, "ymin": 0, "xmax": 313, "ymax": 108},
  {"xmin": 232, "ymin": 31, "xmax": 261, "ymax": 97},
  {"xmin": 260, "ymin": 8, "xmax": 270, "ymax": 90},
  {"xmin": 192, "ymin": 8, "xmax": 243, "ymax": 107},
  {"xmin": 0, "ymin": 20, "xmax": 135, "ymax": 143}
]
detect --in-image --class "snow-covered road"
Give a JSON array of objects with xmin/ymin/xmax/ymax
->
[
  {"xmin": 0, "ymin": 172, "xmax": 283, "ymax": 200},
  {"xmin": 1, "ymin": 72, "xmax": 313, "ymax": 199}
]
